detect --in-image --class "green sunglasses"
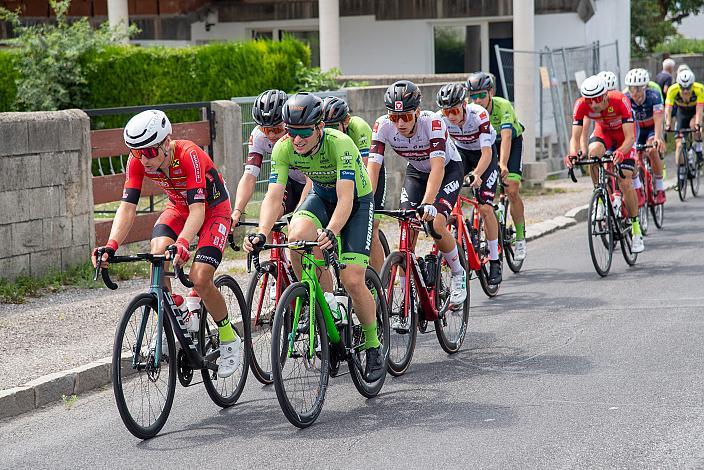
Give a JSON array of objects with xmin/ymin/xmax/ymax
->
[
  {"xmin": 469, "ymin": 91, "xmax": 488, "ymax": 100},
  {"xmin": 286, "ymin": 127, "xmax": 315, "ymax": 138}
]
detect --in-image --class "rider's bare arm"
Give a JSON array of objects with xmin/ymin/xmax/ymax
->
[
  {"xmin": 569, "ymin": 123, "xmax": 584, "ymax": 156},
  {"xmin": 107, "ymin": 201, "xmax": 138, "ymax": 246},
  {"xmin": 366, "ymin": 160, "xmax": 382, "ymax": 193},
  {"xmin": 232, "ymin": 173, "xmax": 256, "ymax": 220},
  {"xmin": 474, "ymin": 144, "xmax": 494, "ymax": 177},
  {"xmin": 257, "ymin": 182, "xmax": 286, "ymax": 235},
  {"xmin": 422, "ymin": 157, "xmax": 445, "ymax": 204},
  {"xmin": 178, "ymin": 202, "xmax": 206, "ymax": 244},
  {"xmin": 499, "ymin": 128, "xmax": 512, "ymax": 168},
  {"xmin": 618, "ymin": 122, "xmax": 636, "ymax": 154},
  {"xmin": 327, "ymin": 179, "xmax": 355, "ymax": 235}
]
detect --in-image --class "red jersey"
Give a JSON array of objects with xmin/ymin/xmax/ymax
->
[
  {"xmin": 122, "ymin": 140, "xmax": 230, "ymax": 214},
  {"xmin": 572, "ymin": 91, "xmax": 634, "ymax": 131}
]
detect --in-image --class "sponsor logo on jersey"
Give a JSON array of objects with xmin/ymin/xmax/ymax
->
[
  {"xmin": 218, "ymin": 223, "xmax": 227, "ymax": 236},
  {"xmin": 170, "ymin": 158, "xmax": 180, "ymax": 169},
  {"xmin": 439, "ymin": 198, "xmax": 453, "ymax": 212},
  {"xmin": 607, "ymin": 106, "xmax": 614, "ymax": 113},
  {"xmin": 479, "ymin": 111, "xmax": 488, "ymax": 120},
  {"xmin": 443, "ymin": 180, "xmax": 460, "ymax": 195},
  {"xmin": 248, "ymin": 134, "xmax": 254, "ymax": 145},
  {"xmin": 122, "ymin": 189, "xmax": 129, "ymax": 199},
  {"xmin": 194, "ymin": 187, "xmax": 206, "ymax": 200},
  {"xmin": 340, "ymin": 169, "xmax": 355, "ymax": 180},
  {"xmin": 373, "ymin": 121, "xmax": 379, "ymax": 132},
  {"xmin": 432, "ymin": 119, "xmax": 442, "ymax": 131},
  {"xmin": 395, "ymin": 101, "xmax": 403, "ymax": 111},
  {"xmin": 432, "ymin": 141, "xmax": 440, "ymax": 148},
  {"xmin": 190, "ymin": 150, "xmax": 202, "ymax": 183}
]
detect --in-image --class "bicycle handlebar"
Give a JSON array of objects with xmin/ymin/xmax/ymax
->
[
  {"xmin": 92, "ymin": 249, "xmax": 193, "ymax": 290},
  {"xmin": 567, "ymin": 151, "xmax": 624, "ymax": 182},
  {"xmin": 248, "ymin": 240, "xmax": 346, "ymax": 273}
]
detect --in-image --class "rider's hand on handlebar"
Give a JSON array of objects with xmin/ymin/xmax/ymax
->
[
  {"xmin": 665, "ymin": 122, "xmax": 671, "ymax": 132},
  {"xmin": 656, "ymin": 137, "xmax": 666, "ymax": 154},
  {"xmin": 230, "ymin": 208, "xmax": 243, "ymax": 230},
  {"xmin": 91, "ymin": 239, "xmax": 118, "ymax": 268},
  {"xmin": 469, "ymin": 172, "xmax": 482, "ymax": 188},
  {"xmin": 166, "ymin": 238, "xmax": 190, "ymax": 267},
  {"xmin": 563, "ymin": 154, "xmax": 577, "ymax": 169},
  {"xmin": 418, "ymin": 203, "xmax": 437, "ymax": 222},
  {"xmin": 316, "ymin": 228, "xmax": 337, "ymax": 251},
  {"xmin": 499, "ymin": 163, "xmax": 509, "ymax": 179},
  {"xmin": 613, "ymin": 149, "xmax": 626, "ymax": 164},
  {"xmin": 243, "ymin": 232, "xmax": 266, "ymax": 253}
]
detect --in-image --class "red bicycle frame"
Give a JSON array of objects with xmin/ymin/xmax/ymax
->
[
  {"xmin": 635, "ymin": 144, "xmax": 656, "ymax": 207},
  {"xmin": 450, "ymin": 191, "xmax": 497, "ymax": 272}
]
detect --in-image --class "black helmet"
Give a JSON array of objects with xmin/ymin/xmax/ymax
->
[
  {"xmin": 252, "ymin": 89, "xmax": 288, "ymax": 126},
  {"xmin": 322, "ymin": 96, "xmax": 350, "ymax": 124},
  {"xmin": 282, "ymin": 92, "xmax": 323, "ymax": 126},
  {"xmin": 384, "ymin": 80, "xmax": 422, "ymax": 112},
  {"xmin": 436, "ymin": 83, "xmax": 467, "ymax": 109},
  {"xmin": 466, "ymin": 72, "xmax": 494, "ymax": 92}
]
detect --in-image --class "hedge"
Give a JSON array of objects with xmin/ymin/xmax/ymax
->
[
  {"xmin": 0, "ymin": 38, "xmax": 310, "ymax": 118},
  {"xmin": 654, "ymin": 37, "xmax": 704, "ymax": 55}
]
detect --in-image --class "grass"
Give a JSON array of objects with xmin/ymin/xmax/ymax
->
[{"xmin": 0, "ymin": 260, "xmax": 149, "ymax": 304}]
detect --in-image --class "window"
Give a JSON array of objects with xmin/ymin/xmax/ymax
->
[{"xmin": 281, "ymin": 31, "xmax": 320, "ymax": 68}]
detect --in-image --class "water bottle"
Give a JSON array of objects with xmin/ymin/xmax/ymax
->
[
  {"xmin": 416, "ymin": 256, "xmax": 428, "ymax": 285},
  {"xmin": 184, "ymin": 290, "xmax": 201, "ymax": 332},
  {"xmin": 268, "ymin": 284, "xmax": 277, "ymax": 301},
  {"xmin": 334, "ymin": 293, "xmax": 348, "ymax": 325},
  {"xmin": 424, "ymin": 254, "xmax": 438, "ymax": 287},
  {"xmin": 496, "ymin": 200, "xmax": 505, "ymax": 223},
  {"xmin": 611, "ymin": 191, "xmax": 622, "ymax": 217},
  {"xmin": 324, "ymin": 292, "xmax": 347, "ymax": 325}
]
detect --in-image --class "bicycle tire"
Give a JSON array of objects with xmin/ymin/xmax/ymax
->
[
  {"xmin": 378, "ymin": 228, "xmax": 391, "ymax": 259},
  {"xmin": 348, "ymin": 268, "xmax": 390, "ymax": 398},
  {"xmin": 434, "ymin": 244, "xmax": 470, "ymax": 354},
  {"xmin": 113, "ymin": 293, "xmax": 176, "ymax": 439},
  {"xmin": 271, "ymin": 282, "xmax": 329, "ymax": 428},
  {"xmin": 620, "ymin": 223, "xmax": 638, "ymax": 266},
  {"xmin": 199, "ymin": 275, "xmax": 249, "ymax": 408},
  {"xmin": 243, "ymin": 261, "xmax": 282, "ymax": 385},
  {"xmin": 651, "ymin": 202, "xmax": 664, "ymax": 229},
  {"xmin": 379, "ymin": 251, "xmax": 418, "ymax": 377},
  {"xmin": 691, "ymin": 160, "xmax": 701, "ymax": 196},
  {"xmin": 678, "ymin": 151, "xmax": 688, "ymax": 201},
  {"xmin": 501, "ymin": 196, "xmax": 524, "ymax": 273},
  {"xmin": 587, "ymin": 189, "xmax": 613, "ymax": 277},
  {"xmin": 638, "ymin": 168, "xmax": 649, "ymax": 236},
  {"xmin": 477, "ymin": 211, "xmax": 502, "ymax": 298}
]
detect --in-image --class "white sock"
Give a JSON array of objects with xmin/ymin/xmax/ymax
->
[
  {"xmin": 695, "ymin": 141, "xmax": 702, "ymax": 153},
  {"xmin": 489, "ymin": 239, "xmax": 499, "ymax": 260},
  {"xmin": 442, "ymin": 246, "xmax": 464, "ymax": 275},
  {"xmin": 655, "ymin": 176, "xmax": 665, "ymax": 191},
  {"xmin": 632, "ymin": 174, "xmax": 642, "ymax": 190}
]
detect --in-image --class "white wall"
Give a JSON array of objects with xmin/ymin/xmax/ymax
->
[
  {"xmin": 678, "ymin": 11, "xmax": 704, "ymax": 39},
  {"xmin": 535, "ymin": 12, "xmax": 586, "ymax": 50},
  {"xmin": 585, "ymin": 0, "xmax": 630, "ymax": 80}
]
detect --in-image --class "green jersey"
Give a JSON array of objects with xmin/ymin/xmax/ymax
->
[
  {"xmin": 346, "ymin": 115, "xmax": 372, "ymax": 157},
  {"xmin": 489, "ymin": 96, "xmax": 524, "ymax": 141},
  {"xmin": 270, "ymin": 128, "xmax": 372, "ymax": 202}
]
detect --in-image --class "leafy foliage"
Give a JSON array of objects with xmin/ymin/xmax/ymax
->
[
  {"xmin": 655, "ymin": 37, "xmax": 704, "ymax": 54},
  {"xmin": 0, "ymin": 0, "xmax": 135, "ymax": 111},
  {"xmin": 631, "ymin": 0, "xmax": 704, "ymax": 55}
]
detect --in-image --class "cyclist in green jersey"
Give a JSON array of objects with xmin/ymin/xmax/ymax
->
[
  {"xmin": 243, "ymin": 93, "xmax": 384, "ymax": 382},
  {"xmin": 467, "ymin": 72, "xmax": 527, "ymax": 261},
  {"xmin": 322, "ymin": 96, "xmax": 386, "ymax": 273}
]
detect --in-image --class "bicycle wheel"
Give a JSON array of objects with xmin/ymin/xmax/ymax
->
[
  {"xmin": 434, "ymin": 244, "xmax": 469, "ymax": 354},
  {"xmin": 678, "ymin": 159, "xmax": 688, "ymax": 201},
  {"xmin": 501, "ymin": 197, "xmax": 524, "ymax": 273},
  {"xmin": 113, "ymin": 293, "xmax": 176, "ymax": 439},
  {"xmin": 198, "ymin": 275, "xmax": 249, "ymax": 407},
  {"xmin": 378, "ymin": 228, "xmax": 391, "ymax": 258},
  {"xmin": 619, "ymin": 219, "xmax": 638, "ymax": 266},
  {"xmin": 691, "ymin": 159, "xmax": 701, "ymax": 196},
  {"xmin": 379, "ymin": 251, "xmax": 418, "ymax": 377},
  {"xmin": 638, "ymin": 169, "xmax": 649, "ymax": 236},
  {"xmin": 271, "ymin": 282, "xmax": 329, "ymax": 428},
  {"xmin": 477, "ymin": 211, "xmax": 502, "ymax": 298},
  {"xmin": 651, "ymin": 201, "xmax": 664, "ymax": 229},
  {"xmin": 587, "ymin": 189, "xmax": 613, "ymax": 277},
  {"xmin": 243, "ymin": 261, "xmax": 283, "ymax": 385},
  {"xmin": 348, "ymin": 268, "xmax": 390, "ymax": 398}
]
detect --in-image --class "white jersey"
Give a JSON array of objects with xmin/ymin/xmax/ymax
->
[
  {"xmin": 436, "ymin": 103, "xmax": 496, "ymax": 151},
  {"xmin": 369, "ymin": 111, "xmax": 462, "ymax": 174},
  {"xmin": 245, "ymin": 127, "xmax": 306, "ymax": 183}
]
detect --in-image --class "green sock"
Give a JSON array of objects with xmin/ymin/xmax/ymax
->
[
  {"xmin": 631, "ymin": 217, "xmax": 641, "ymax": 236},
  {"xmin": 216, "ymin": 317, "xmax": 237, "ymax": 343},
  {"xmin": 515, "ymin": 222, "xmax": 525, "ymax": 240},
  {"xmin": 362, "ymin": 322, "xmax": 380, "ymax": 350}
]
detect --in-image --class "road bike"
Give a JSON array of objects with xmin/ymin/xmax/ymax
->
[
  {"xmin": 378, "ymin": 209, "xmax": 470, "ymax": 376},
  {"xmin": 94, "ymin": 247, "xmax": 248, "ymax": 439},
  {"xmin": 668, "ymin": 128, "xmax": 701, "ymax": 201},
  {"xmin": 568, "ymin": 152, "xmax": 638, "ymax": 277},
  {"xmin": 495, "ymin": 179, "xmax": 523, "ymax": 273},
  {"xmin": 256, "ymin": 241, "xmax": 389, "ymax": 428},
  {"xmin": 634, "ymin": 143, "xmax": 664, "ymax": 232}
]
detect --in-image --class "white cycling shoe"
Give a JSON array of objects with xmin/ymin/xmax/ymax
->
[
  {"xmin": 217, "ymin": 336, "xmax": 242, "ymax": 378},
  {"xmin": 593, "ymin": 201, "xmax": 606, "ymax": 222},
  {"xmin": 449, "ymin": 268, "xmax": 467, "ymax": 306},
  {"xmin": 631, "ymin": 234, "xmax": 645, "ymax": 253},
  {"xmin": 514, "ymin": 239, "xmax": 527, "ymax": 261}
]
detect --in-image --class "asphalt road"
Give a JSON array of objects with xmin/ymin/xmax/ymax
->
[{"xmin": 1, "ymin": 193, "xmax": 703, "ymax": 469}]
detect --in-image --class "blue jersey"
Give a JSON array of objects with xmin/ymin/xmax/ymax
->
[{"xmin": 625, "ymin": 88, "xmax": 663, "ymax": 129}]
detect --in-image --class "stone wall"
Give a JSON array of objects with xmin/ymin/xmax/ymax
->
[
  {"xmin": 0, "ymin": 110, "xmax": 94, "ymax": 281},
  {"xmin": 631, "ymin": 54, "xmax": 704, "ymax": 84},
  {"xmin": 210, "ymin": 100, "xmax": 243, "ymax": 202}
]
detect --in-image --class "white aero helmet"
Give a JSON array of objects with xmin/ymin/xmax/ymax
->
[
  {"xmin": 624, "ymin": 68, "xmax": 650, "ymax": 87},
  {"xmin": 580, "ymin": 75, "xmax": 608, "ymax": 99},
  {"xmin": 598, "ymin": 70, "xmax": 618, "ymax": 91},
  {"xmin": 677, "ymin": 69, "xmax": 695, "ymax": 88},
  {"xmin": 124, "ymin": 110, "xmax": 172, "ymax": 149},
  {"xmin": 677, "ymin": 64, "xmax": 691, "ymax": 74}
]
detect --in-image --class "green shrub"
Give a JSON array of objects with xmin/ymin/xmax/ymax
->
[
  {"xmin": 655, "ymin": 37, "xmax": 704, "ymax": 55},
  {"xmin": 0, "ymin": 50, "xmax": 18, "ymax": 112}
]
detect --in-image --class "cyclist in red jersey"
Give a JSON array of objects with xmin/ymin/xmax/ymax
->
[
  {"xmin": 564, "ymin": 75, "xmax": 644, "ymax": 253},
  {"xmin": 91, "ymin": 110, "xmax": 242, "ymax": 378}
]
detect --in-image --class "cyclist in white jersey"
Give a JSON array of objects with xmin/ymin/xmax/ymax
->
[
  {"xmin": 231, "ymin": 89, "xmax": 309, "ymax": 227},
  {"xmin": 368, "ymin": 80, "xmax": 467, "ymax": 310},
  {"xmin": 436, "ymin": 83, "xmax": 502, "ymax": 284}
]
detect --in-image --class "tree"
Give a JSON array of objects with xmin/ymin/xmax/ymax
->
[
  {"xmin": 631, "ymin": 0, "xmax": 704, "ymax": 55},
  {"xmin": 0, "ymin": 0, "xmax": 135, "ymax": 111}
]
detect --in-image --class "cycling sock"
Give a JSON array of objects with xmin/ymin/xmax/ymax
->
[
  {"xmin": 362, "ymin": 322, "xmax": 380, "ymax": 349},
  {"xmin": 489, "ymin": 239, "xmax": 499, "ymax": 260},
  {"xmin": 631, "ymin": 217, "xmax": 642, "ymax": 236},
  {"xmin": 442, "ymin": 246, "xmax": 464, "ymax": 274},
  {"xmin": 215, "ymin": 317, "xmax": 237, "ymax": 343},
  {"xmin": 695, "ymin": 140, "xmax": 703, "ymax": 153},
  {"xmin": 515, "ymin": 222, "xmax": 525, "ymax": 240},
  {"xmin": 632, "ymin": 174, "xmax": 643, "ymax": 190},
  {"xmin": 655, "ymin": 176, "xmax": 665, "ymax": 191}
]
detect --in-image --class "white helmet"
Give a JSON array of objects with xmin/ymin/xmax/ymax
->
[
  {"xmin": 677, "ymin": 64, "xmax": 691, "ymax": 74},
  {"xmin": 677, "ymin": 69, "xmax": 695, "ymax": 88},
  {"xmin": 598, "ymin": 71, "xmax": 618, "ymax": 91},
  {"xmin": 124, "ymin": 110, "xmax": 172, "ymax": 149},
  {"xmin": 580, "ymin": 75, "xmax": 608, "ymax": 99},
  {"xmin": 624, "ymin": 68, "xmax": 650, "ymax": 87}
]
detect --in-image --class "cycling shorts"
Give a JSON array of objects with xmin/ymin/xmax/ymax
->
[
  {"xmin": 588, "ymin": 126, "xmax": 636, "ymax": 174},
  {"xmin": 675, "ymin": 106, "xmax": 697, "ymax": 133},
  {"xmin": 636, "ymin": 126, "xmax": 655, "ymax": 147},
  {"xmin": 283, "ymin": 178, "xmax": 306, "ymax": 215},
  {"xmin": 456, "ymin": 146, "xmax": 500, "ymax": 205},
  {"xmin": 152, "ymin": 203, "xmax": 231, "ymax": 269},
  {"xmin": 498, "ymin": 135, "xmax": 523, "ymax": 178},
  {"xmin": 292, "ymin": 192, "xmax": 374, "ymax": 267},
  {"xmin": 400, "ymin": 160, "xmax": 464, "ymax": 218}
]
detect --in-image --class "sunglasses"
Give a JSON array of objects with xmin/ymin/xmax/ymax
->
[
  {"xmin": 262, "ymin": 125, "xmax": 285, "ymax": 135},
  {"xmin": 286, "ymin": 127, "xmax": 315, "ymax": 138},
  {"xmin": 324, "ymin": 122, "xmax": 344, "ymax": 130},
  {"xmin": 388, "ymin": 112, "xmax": 415, "ymax": 123},
  {"xmin": 441, "ymin": 107, "xmax": 463, "ymax": 117},
  {"xmin": 681, "ymin": 86, "xmax": 693, "ymax": 92},
  {"xmin": 131, "ymin": 147, "xmax": 160, "ymax": 159},
  {"xmin": 469, "ymin": 91, "xmax": 488, "ymax": 100},
  {"xmin": 629, "ymin": 85, "xmax": 646, "ymax": 93},
  {"xmin": 585, "ymin": 95, "xmax": 606, "ymax": 105}
]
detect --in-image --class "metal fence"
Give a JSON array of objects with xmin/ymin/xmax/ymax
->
[
  {"xmin": 494, "ymin": 41, "xmax": 620, "ymax": 174},
  {"xmin": 231, "ymin": 90, "xmax": 347, "ymax": 199}
]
